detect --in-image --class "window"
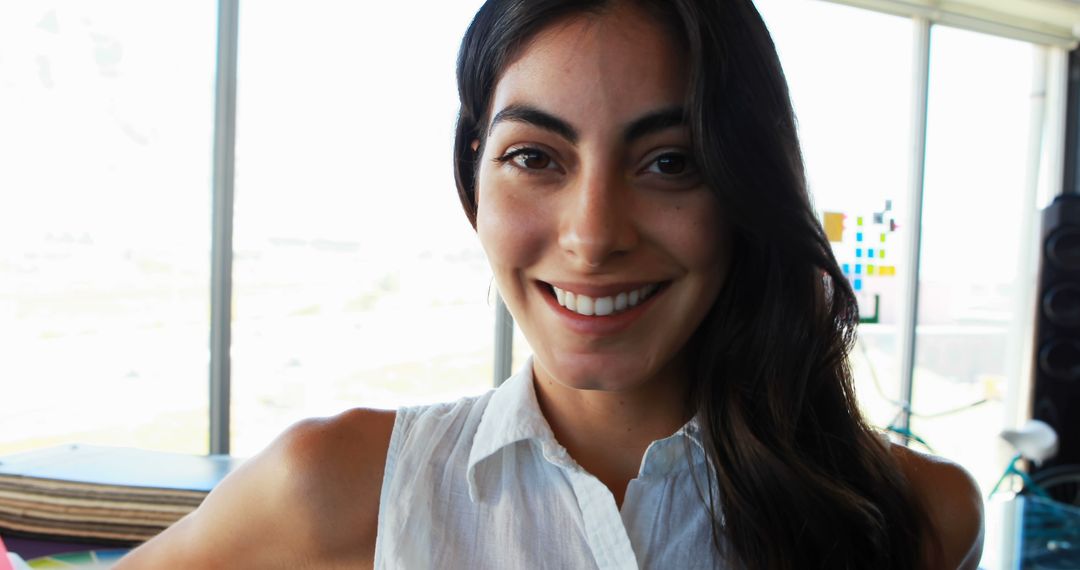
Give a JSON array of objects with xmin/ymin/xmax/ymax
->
[
  {"xmin": 759, "ymin": 2, "xmax": 1068, "ymax": 566},
  {"xmin": 0, "ymin": 1, "xmax": 217, "ymax": 455},
  {"xmin": 757, "ymin": 0, "xmax": 916, "ymax": 430},
  {"xmin": 229, "ymin": 0, "xmax": 490, "ymax": 455},
  {"xmin": 912, "ymin": 26, "xmax": 1045, "ymax": 560}
]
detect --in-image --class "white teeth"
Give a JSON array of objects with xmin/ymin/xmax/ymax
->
[
  {"xmin": 549, "ymin": 283, "xmax": 661, "ymax": 317},
  {"xmin": 594, "ymin": 296, "xmax": 614, "ymax": 316},
  {"xmin": 577, "ymin": 295, "xmax": 594, "ymax": 316}
]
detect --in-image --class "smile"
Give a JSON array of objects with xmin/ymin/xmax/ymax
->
[{"xmin": 550, "ymin": 283, "xmax": 660, "ymax": 317}]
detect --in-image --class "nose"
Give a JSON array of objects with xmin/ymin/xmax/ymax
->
[{"xmin": 558, "ymin": 169, "xmax": 638, "ymax": 268}]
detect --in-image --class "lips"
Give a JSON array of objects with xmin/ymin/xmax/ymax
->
[{"xmin": 534, "ymin": 279, "xmax": 667, "ymax": 335}]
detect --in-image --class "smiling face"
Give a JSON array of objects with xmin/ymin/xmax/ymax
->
[{"xmin": 475, "ymin": 4, "xmax": 731, "ymax": 393}]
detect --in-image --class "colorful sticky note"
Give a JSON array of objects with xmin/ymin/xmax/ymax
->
[
  {"xmin": 824, "ymin": 212, "xmax": 845, "ymax": 243},
  {"xmin": 879, "ymin": 250, "xmax": 886, "ymax": 260},
  {"xmin": 842, "ymin": 264, "xmax": 850, "ymax": 274},
  {"xmin": 856, "ymin": 248, "xmax": 863, "ymax": 258},
  {"xmin": 868, "ymin": 265, "xmax": 875, "ymax": 275},
  {"xmin": 880, "ymin": 233, "xmax": 886, "ymax": 243},
  {"xmin": 855, "ymin": 264, "xmax": 862, "ymax": 275},
  {"xmin": 868, "ymin": 249, "xmax": 875, "ymax": 259},
  {"xmin": 854, "ymin": 278, "xmax": 863, "ymax": 291},
  {"xmin": 857, "ymin": 217, "xmax": 864, "ymax": 226},
  {"xmin": 856, "ymin": 232, "xmax": 864, "ymax": 242}
]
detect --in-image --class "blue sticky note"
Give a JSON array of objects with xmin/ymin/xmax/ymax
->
[
  {"xmin": 868, "ymin": 249, "xmax": 875, "ymax": 259},
  {"xmin": 842, "ymin": 264, "xmax": 850, "ymax": 274},
  {"xmin": 856, "ymin": 248, "xmax": 863, "ymax": 258},
  {"xmin": 855, "ymin": 264, "xmax": 862, "ymax": 275},
  {"xmin": 854, "ymin": 278, "xmax": 863, "ymax": 291},
  {"xmin": 856, "ymin": 232, "xmax": 864, "ymax": 242}
]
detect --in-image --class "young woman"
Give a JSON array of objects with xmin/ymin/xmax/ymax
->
[{"xmin": 118, "ymin": 1, "xmax": 983, "ymax": 568}]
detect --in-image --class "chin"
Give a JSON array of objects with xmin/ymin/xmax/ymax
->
[{"xmin": 537, "ymin": 350, "xmax": 660, "ymax": 392}]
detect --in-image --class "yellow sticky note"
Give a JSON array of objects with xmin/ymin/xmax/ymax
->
[
  {"xmin": 857, "ymin": 216, "xmax": 864, "ymax": 226},
  {"xmin": 824, "ymin": 212, "xmax": 845, "ymax": 242},
  {"xmin": 880, "ymin": 233, "xmax": 886, "ymax": 243},
  {"xmin": 868, "ymin": 265, "xmax": 875, "ymax": 275}
]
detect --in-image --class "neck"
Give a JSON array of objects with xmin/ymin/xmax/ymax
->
[{"xmin": 531, "ymin": 357, "xmax": 691, "ymax": 503}]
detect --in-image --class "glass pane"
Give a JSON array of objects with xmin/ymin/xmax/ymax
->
[
  {"xmin": 0, "ymin": 1, "xmax": 216, "ymax": 454},
  {"xmin": 757, "ymin": 0, "xmax": 914, "ymax": 429},
  {"xmin": 912, "ymin": 23, "xmax": 1038, "ymax": 514},
  {"xmin": 231, "ymin": 0, "xmax": 492, "ymax": 456}
]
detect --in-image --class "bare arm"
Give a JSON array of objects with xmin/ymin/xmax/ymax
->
[
  {"xmin": 892, "ymin": 445, "xmax": 985, "ymax": 569},
  {"xmin": 115, "ymin": 409, "xmax": 395, "ymax": 570}
]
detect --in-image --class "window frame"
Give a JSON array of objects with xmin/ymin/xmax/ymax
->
[{"xmin": 201, "ymin": 0, "xmax": 1074, "ymax": 455}]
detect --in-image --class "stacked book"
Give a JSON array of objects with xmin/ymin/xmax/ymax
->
[{"xmin": 0, "ymin": 445, "xmax": 241, "ymax": 544}]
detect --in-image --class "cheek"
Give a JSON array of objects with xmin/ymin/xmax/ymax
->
[
  {"xmin": 658, "ymin": 198, "xmax": 731, "ymax": 276},
  {"xmin": 475, "ymin": 171, "xmax": 550, "ymax": 275}
]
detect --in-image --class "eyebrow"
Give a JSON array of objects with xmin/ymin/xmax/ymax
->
[
  {"xmin": 488, "ymin": 104, "xmax": 686, "ymax": 144},
  {"xmin": 490, "ymin": 105, "xmax": 578, "ymax": 143},
  {"xmin": 623, "ymin": 106, "xmax": 685, "ymax": 142}
]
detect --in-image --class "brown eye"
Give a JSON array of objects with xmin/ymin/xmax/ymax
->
[
  {"xmin": 655, "ymin": 153, "xmax": 686, "ymax": 174},
  {"xmin": 514, "ymin": 149, "xmax": 551, "ymax": 170}
]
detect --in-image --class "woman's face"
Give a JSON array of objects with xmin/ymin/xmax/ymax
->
[{"xmin": 475, "ymin": 4, "xmax": 731, "ymax": 392}]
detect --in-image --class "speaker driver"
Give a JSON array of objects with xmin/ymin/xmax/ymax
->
[
  {"xmin": 1044, "ymin": 283, "xmax": 1080, "ymax": 328},
  {"xmin": 1046, "ymin": 228, "xmax": 1080, "ymax": 272},
  {"xmin": 1039, "ymin": 339, "xmax": 1080, "ymax": 382}
]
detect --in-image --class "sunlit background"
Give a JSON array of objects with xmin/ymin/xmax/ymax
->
[{"xmin": 0, "ymin": 1, "xmax": 1071, "ymax": 566}]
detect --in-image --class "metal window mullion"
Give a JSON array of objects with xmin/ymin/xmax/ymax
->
[
  {"xmin": 494, "ymin": 294, "xmax": 514, "ymax": 386},
  {"xmin": 209, "ymin": 0, "xmax": 240, "ymax": 455},
  {"xmin": 895, "ymin": 18, "xmax": 932, "ymax": 439}
]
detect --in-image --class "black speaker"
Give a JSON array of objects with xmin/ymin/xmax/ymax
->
[{"xmin": 1032, "ymin": 194, "xmax": 1080, "ymax": 471}]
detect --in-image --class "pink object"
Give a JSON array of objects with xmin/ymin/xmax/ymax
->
[{"xmin": 0, "ymin": 535, "xmax": 14, "ymax": 570}]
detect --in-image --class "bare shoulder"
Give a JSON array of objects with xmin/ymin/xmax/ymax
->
[
  {"xmin": 278, "ymin": 407, "xmax": 397, "ymax": 554},
  {"xmin": 116, "ymin": 408, "xmax": 396, "ymax": 570},
  {"xmin": 890, "ymin": 444, "xmax": 985, "ymax": 570}
]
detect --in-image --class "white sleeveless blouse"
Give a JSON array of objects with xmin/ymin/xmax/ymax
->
[{"xmin": 373, "ymin": 360, "xmax": 729, "ymax": 569}]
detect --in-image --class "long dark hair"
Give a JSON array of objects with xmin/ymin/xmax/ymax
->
[{"xmin": 453, "ymin": 1, "xmax": 936, "ymax": 568}]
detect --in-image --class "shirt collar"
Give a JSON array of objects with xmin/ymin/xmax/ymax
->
[
  {"xmin": 466, "ymin": 357, "xmax": 708, "ymax": 501},
  {"xmin": 467, "ymin": 357, "xmax": 555, "ymax": 500},
  {"xmin": 637, "ymin": 416, "xmax": 708, "ymax": 479}
]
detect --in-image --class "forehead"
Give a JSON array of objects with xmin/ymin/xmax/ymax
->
[{"xmin": 488, "ymin": 5, "xmax": 687, "ymax": 131}]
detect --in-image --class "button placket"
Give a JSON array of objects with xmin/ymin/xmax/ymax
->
[
  {"xmin": 537, "ymin": 439, "xmax": 639, "ymax": 570},
  {"xmin": 566, "ymin": 467, "xmax": 640, "ymax": 570}
]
